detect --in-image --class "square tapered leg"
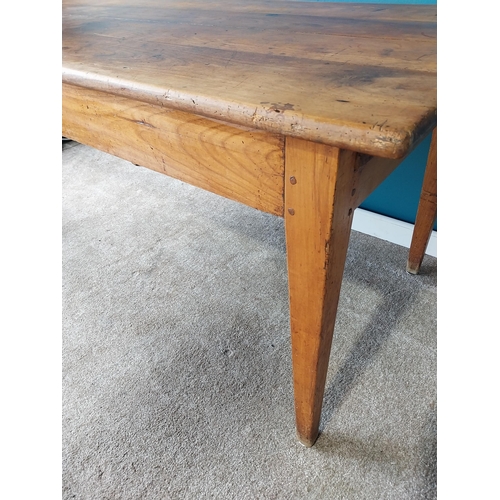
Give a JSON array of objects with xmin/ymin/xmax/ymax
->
[
  {"xmin": 284, "ymin": 137, "xmax": 358, "ymax": 446},
  {"xmin": 407, "ymin": 127, "xmax": 437, "ymax": 275}
]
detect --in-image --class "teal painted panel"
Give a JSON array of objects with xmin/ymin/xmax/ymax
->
[{"xmin": 299, "ymin": 0, "xmax": 437, "ymax": 229}]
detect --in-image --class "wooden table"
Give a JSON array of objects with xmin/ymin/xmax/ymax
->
[{"xmin": 62, "ymin": 0, "xmax": 437, "ymax": 447}]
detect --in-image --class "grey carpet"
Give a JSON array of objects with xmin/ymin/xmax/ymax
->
[{"xmin": 62, "ymin": 141, "xmax": 437, "ymax": 500}]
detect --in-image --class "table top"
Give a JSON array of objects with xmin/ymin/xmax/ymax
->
[{"xmin": 62, "ymin": 0, "xmax": 437, "ymax": 159}]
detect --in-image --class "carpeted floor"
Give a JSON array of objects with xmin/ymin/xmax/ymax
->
[{"xmin": 62, "ymin": 141, "xmax": 437, "ymax": 499}]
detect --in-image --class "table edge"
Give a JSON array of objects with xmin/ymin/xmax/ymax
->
[{"xmin": 62, "ymin": 68, "xmax": 436, "ymax": 159}]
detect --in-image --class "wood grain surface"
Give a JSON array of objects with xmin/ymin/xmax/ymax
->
[
  {"xmin": 63, "ymin": 83, "xmax": 285, "ymax": 215},
  {"xmin": 284, "ymin": 137, "xmax": 359, "ymax": 445},
  {"xmin": 62, "ymin": 0, "xmax": 436, "ymax": 159}
]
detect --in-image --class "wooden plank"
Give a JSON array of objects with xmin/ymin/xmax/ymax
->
[
  {"xmin": 407, "ymin": 127, "xmax": 437, "ymax": 274},
  {"xmin": 87, "ymin": 29, "xmax": 435, "ymax": 73},
  {"xmin": 284, "ymin": 137, "xmax": 358, "ymax": 446},
  {"xmin": 62, "ymin": 0, "xmax": 436, "ymax": 158},
  {"xmin": 62, "ymin": 83, "xmax": 285, "ymax": 216},
  {"xmin": 63, "ymin": 0, "xmax": 437, "ymax": 23},
  {"xmin": 64, "ymin": 5, "xmax": 436, "ymax": 43}
]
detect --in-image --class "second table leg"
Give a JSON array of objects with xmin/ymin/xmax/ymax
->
[{"xmin": 407, "ymin": 127, "xmax": 437, "ymax": 275}]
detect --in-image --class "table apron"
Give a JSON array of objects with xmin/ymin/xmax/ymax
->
[{"xmin": 63, "ymin": 83, "xmax": 285, "ymax": 216}]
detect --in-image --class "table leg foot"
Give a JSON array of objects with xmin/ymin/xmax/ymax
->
[
  {"xmin": 407, "ymin": 127, "xmax": 437, "ymax": 275},
  {"xmin": 284, "ymin": 137, "xmax": 358, "ymax": 446},
  {"xmin": 297, "ymin": 432, "xmax": 319, "ymax": 448}
]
